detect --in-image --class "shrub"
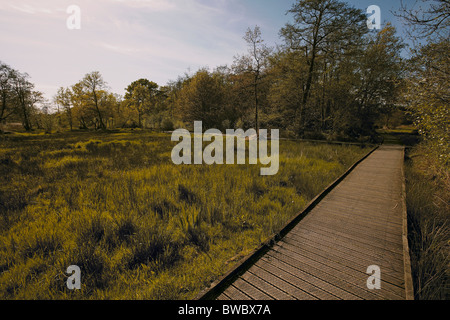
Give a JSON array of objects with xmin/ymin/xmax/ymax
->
[{"xmin": 161, "ymin": 119, "xmax": 174, "ymax": 131}]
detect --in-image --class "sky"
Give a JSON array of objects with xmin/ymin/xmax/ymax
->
[{"xmin": 0, "ymin": 0, "xmax": 414, "ymax": 102}]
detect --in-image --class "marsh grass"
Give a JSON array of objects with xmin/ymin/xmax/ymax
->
[
  {"xmin": 405, "ymin": 144, "xmax": 449, "ymax": 300},
  {"xmin": 0, "ymin": 131, "xmax": 369, "ymax": 299}
]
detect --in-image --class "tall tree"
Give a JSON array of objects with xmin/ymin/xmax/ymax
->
[
  {"xmin": 71, "ymin": 72, "xmax": 111, "ymax": 130},
  {"xmin": 233, "ymin": 26, "xmax": 272, "ymax": 134},
  {"xmin": 280, "ymin": 0, "xmax": 367, "ymax": 132},
  {"xmin": 10, "ymin": 70, "xmax": 42, "ymax": 131},
  {"xmin": 0, "ymin": 62, "xmax": 16, "ymax": 125},
  {"xmin": 404, "ymin": 40, "xmax": 449, "ymax": 166},
  {"xmin": 178, "ymin": 68, "xmax": 226, "ymax": 129},
  {"xmin": 54, "ymin": 87, "xmax": 74, "ymax": 130},
  {"xmin": 77, "ymin": 72, "xmax": 108, "ymax": 130},
  {"xmin": 267, "ymin": 50, "xmax": 308, "ymax": 132},
  {"xmin": 352, "ymin": 25, "xmax": 405, "ymax": 134},
  {"xmin": 124, "ymin": 79, "xmax": 159, "ymax": 128}
]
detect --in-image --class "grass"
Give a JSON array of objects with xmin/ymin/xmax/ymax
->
[
  {"xmin": 405, "ymin": 142, "xmax": 449, "ymax": 300},
  {"xmin": 0, "ymin": 130, "xmax": 370, "ymax": 300}
]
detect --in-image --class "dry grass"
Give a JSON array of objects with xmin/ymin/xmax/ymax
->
[{"xmin": 405, "ymin": 142, "xmax": 449, "ymax": 300}]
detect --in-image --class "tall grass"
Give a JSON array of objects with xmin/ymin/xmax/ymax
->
[
  {"xmin": 405, "ymin": 144, "xmax": 449, "ymax": 300},
  {"xmin": 0, "ymin": 131, "xmax": 370, "ymax": 299}
]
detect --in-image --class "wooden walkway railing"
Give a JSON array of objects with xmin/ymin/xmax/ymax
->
[{"xmin": 197, "ymin": 145, "xmax": 414, "ymax": 300}]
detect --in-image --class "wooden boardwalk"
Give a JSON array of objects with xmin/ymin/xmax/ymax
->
[{"xmin": 199, "ymin": 145, "xmax": 414, "ymax": 300}]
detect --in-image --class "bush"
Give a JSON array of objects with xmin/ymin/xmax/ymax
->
[{"xmin": 161, "ymin": 119, "xmax": 174, "ymax": 131}]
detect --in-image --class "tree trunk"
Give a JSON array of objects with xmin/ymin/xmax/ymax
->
[
  {"xmin": 301, "ymin": 10, "xmax": 323, "ymax": 131},
  {"xmin": 138, "ymin": 110, "xmax": 142, "ymax": 128},
  {"xmin": 254, "ymin": 74, "xmax": 259, "ymax": 135},
  {"xmin": 93, "ymin": 90, "xmax": 106, "ymax": 130}
]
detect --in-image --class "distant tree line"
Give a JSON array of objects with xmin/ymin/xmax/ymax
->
[{"xmin": 1, "ymin": 0, "xmax": 447, "ymax": 147}]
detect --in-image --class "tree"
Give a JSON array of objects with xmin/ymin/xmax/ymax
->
[
  {"xmin": 233, "ymin": 26, "xmax": 272, "ymax": 134},
  {"xmin": 34, "ymin": 100, "xmax": 57, "ymax": 133},
  {"xmin": 71, "ymin": 72, "xmax": 111, "ymax": 130},
  {"xmin": 404, "ymin": 40, "xmax": 449, "ymax": 166},
  {"xmin": 178, "ymin": 68, "xmax": 227, "ymax": 129},
  {"xmin": 267, "ymin": 50, "xmax": 308, "ymax": 132},
  {"xmin": 351, "ymin": 25, "xmax": 405, "ymax": 135},
  {"xmin": 0, "ymin": 62, "xmax": 16, "ymax": 126},
  {"xmin": 54, "ymin": 87, "xmax": 74, "ymax": 130},
  {"xmin": 0, "ymin": 62, "xmax": 45, "ymax": 132},
  {"xmin": 124, "ymin": 79, "xmax": 159, "ymax": 128},
  {"xmin": 396, "ymin": 0, "xmax": 450, "ymax": 40},
  {"xmin": 76, "ymin": 72, "xmax": 108, "ymax": 130},
  {"xmin": 10, "ymin": 70, "xmax": 42, "ymax": 131},
  {"xmin": 280, "ymin": 0, "xmax": 367, "ymax": 132}
]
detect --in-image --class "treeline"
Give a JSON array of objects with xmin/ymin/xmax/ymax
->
[{"xmin": 1, "ymin": 0, "xmax": 447, "ymax": 147}]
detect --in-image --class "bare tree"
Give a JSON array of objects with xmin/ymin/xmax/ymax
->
[
  {"xmin": 395, "ymin": 0, "xmax": 450, "ymax": 40},
  {"xmin": 233, "ymin": 26, "xmax": 271, "ymax": 134}
]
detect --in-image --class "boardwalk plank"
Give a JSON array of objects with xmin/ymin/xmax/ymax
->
[
  {"xmin": 232, "ymin": 278, "xmax": 273, "ymax": 300},
  {"xmin": 282, "ymin": 232, "xmax": 405, "ymax": 284},
  {"xmin": 222, "ymin": 285, "xmax": 252, "ymax": 300},
  {"xmin": 266, "ymin": 249, "xmax": 367, "ymax": 300},
  {"xmin": 307, "ymin": 207, "xmax": 403, "ymax": 233},
  {"xmin": 271, "ymin": 244, "xmax": 402, "ymax": 300},
  {"xmin": 304, "ymin": 217, "xmax": 402, "ymax": 245},
  {"xmin": 275, "ymin": 241, "xmax": 406, "ymax": 299},
  {"xmin": 300, "ymin": 221, "xmax": 404, "ymax": 254},
  {"xmin": 288, "ymin": 226, "xmax": 404, "ymax": 257},
  {"xmin": 216, "ymin": 293, "xmax": 231, "ymax": 300},
  {"xmin": 256, "ymin": 257, "xmax": 340, "ymax": 300},
  {"xmin": 250, "ymin": 264, "xmax": 317, "ymax": 300},
  {"xmin": 283, "ymin": 232, "xmax": 405, "ymax": 277},
  {"xmin": 240, "ymin": 269, "xmax": 296, "ymax": 300}
]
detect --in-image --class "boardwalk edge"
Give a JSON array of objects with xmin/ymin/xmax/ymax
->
[{"xmin": 401, "ymin": 147, "xmax": 415, "ymax": 300}]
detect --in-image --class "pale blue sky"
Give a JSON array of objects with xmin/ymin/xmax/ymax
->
[{"xmin": 0, "ymin": 0, "xmax": 414, "ymax": 102}]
